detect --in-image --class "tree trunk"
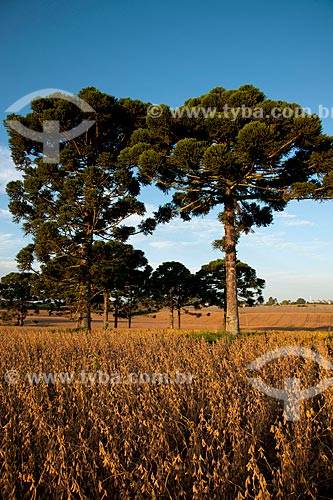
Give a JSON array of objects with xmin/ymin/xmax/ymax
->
[
  {"xmin": 170, "ymin": 294, "xmax": 174, "ymax": 329},
  {"xmin": 103, "ymin": 292, "xmax": 109, "ymax": 329},
  {"xmin": 114, "ymin": 304, "xmax": 118, "ymax": 328},
  {"xmin": 17, "ymin": 312, "xmax": 24, "ymax": 327},
  {"xmin": 223, "ymin": 200, "xmax": 240, "ymax": 336},
  {"xmin": 79, "ymin": 232, "xmax": 93, "ymax": 332},
  {"xmin": 127, "ymin": 294, "xmax": 132, "ymax": 328},
  {"xmin": 77, "ymin": 281, "xmax": 92, "ymax": 330},
  {"xmin": 222, "ymin": 306, "xmax": 226, "ymax": 331},
  {"xmin": 78, "ymin": 238, "xmax": 92, "ymax": 330},
  {"xmin": 177, "ymin": 308, "xmax": 181, "ymax": 329},
  {"xmin": 84, "ymin": 275, "xmax": 92, "ymax": 331},
  {"xmin": 19, "ymin": 302, "xmax": 25, "ymax": 326}
]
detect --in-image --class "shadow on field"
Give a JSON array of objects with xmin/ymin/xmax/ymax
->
[{"xmin": 252, "ymin": 325, "xmax": 333, "ymax": 332}]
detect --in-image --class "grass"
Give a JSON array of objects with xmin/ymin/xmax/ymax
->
[
  {"xmin": 185, "ymin": 330, "xmax": 235, "ymax": 343},
  {"xmin": 185, "ymin": 329, "xmax": 261, "ymax": 343}
]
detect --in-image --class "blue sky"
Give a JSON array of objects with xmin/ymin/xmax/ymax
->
[{"xmin": 0, "ymin": 0, "xmax": 332, "ymax": 301}]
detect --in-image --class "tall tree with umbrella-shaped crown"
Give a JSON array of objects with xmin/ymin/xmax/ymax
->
[
  {"xmin": 120, "ymin": 85, "xmax": 333, "ymax": 335},
  {"xmin": 5, "ymin": 87, "xmax": 171, "ymax": 330}
]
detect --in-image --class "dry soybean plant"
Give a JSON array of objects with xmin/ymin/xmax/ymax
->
[{"xmin": 0, "ymin": 327, "xmax": 333, "ymax": 499}]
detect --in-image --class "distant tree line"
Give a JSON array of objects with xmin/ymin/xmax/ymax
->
[
  {"xmin": 265, "ymin": 297, "xmax": 332, "ymax": 306},
  {"xmin": 3, "ymin": 85, "xmax": 332, "ymax": 334},
  {"xmin": 0, "ymin": 249, "xmax": 265, "ymax": 328}
]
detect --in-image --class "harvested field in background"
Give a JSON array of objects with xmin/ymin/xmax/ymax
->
[{"xmin": 13, "ymin": 304, "xmax": 333, "ymax": 331}]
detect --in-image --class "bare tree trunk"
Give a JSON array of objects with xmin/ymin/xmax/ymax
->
[
  {"xmin": 128, "ymin": 296, "xmax": 133, "ymax": 328},
  {"xmin": 77, "ymin": 313, "xmax": 83, "ymax": 329},
  {"xmin": 78, "ymin": 237, "xmax": 92, "ymax": 330},
  {"xmin": 170, "ymin": 294, "xmax": 174, "ymax": 329},
  {"xmin": 19, "ymin": 302, "xmax": 25, "ymax": 326},
  {"xmin": 84, "ymin": 274, "xmax": 92, "ymax": 331},
  {"xmin": 17, "ymin": 311, "xmax": 24, "ymax": 327},
  {"xmin": 177, "ymin": 308, "xmax": 181, "ymax": 329},
  {"xmin": 114, "ymin": 304, "xmax": 118, "ymax": 328},
  {"xmin": 103, "ymin": 292, "xmax": 109, "ymax": 329},
  {"xmin": 223, "ymin": 199, "xmax": 240, "ymax": 336},
  {"xmin": 77, "ymin": 281, "xmax": 91, "ymax": 330}
]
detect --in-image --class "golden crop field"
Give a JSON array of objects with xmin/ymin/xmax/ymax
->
[{"xmin": 1, "ymin": 328, "xmax": 333, "ymax": 499}]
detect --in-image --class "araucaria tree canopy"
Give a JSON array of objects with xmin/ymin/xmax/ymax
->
[
  {"xmin": 5, "ymin": 87, "xmax": 170, "ymax": 330},
  {"xmin": 120, "ymin": 85, "xmax": 333, "ymax": 335}
]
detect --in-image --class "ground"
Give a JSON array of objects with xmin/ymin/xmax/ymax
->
[{"xmin": 13, "ymin": 304, "xmax": 333, "ymax": 330}]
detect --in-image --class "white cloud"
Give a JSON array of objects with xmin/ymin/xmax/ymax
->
[
  {"xmin": 0, "ymin": 232, "xmax": 29, "ymax": 255},
  {"xmin": 243, "ymin": 231, "xmax": 287, "ymax": 248},
  {"xmin": 0, "ymin": 209, "xmax": 11, "ymax": 220},
  {"xmin": 126, "ymin": 203, "xmax": 157, "ymax": 225},
  {"xmin": 0, "ymin": 259, "xmax": 18, "ymax": 277},
  {"xmin": 242, "ymin": 230, "xmax": 331, "ymax": 259},
  {"xmin": 275, "ymin": 212, "xmax": 297, "ymax": 219},
  {"xmin": 0, "ymin": 232, "xmax": 33, "ymax": 278},
  {"xmin": 128, "ymin": 210, "xmax": 222, "ymax": 248},
  {"xmin": 0, "ymin": 146, "xmax": 22, "ymax": 193},
  {"xmin": 150, "ymin": 240, "xmax": 177, "ymax": 249},
  {"xmin": 149, "ymin": 239, "xmax": 195, "ymax": 249},
  {"xmin": 275, "ymin": 211, "xmax": 314, "ymax": 227},
  {"xmin": 161, "ymin": 217, "xmax": 221, "ymax": 236},
  {"xmin": 285, "ymin": 220, "xmax": 314, "ymax": 227},
  {"xmin": 0, "ymin": 232, "xmax": 14, "ymax": 244}
]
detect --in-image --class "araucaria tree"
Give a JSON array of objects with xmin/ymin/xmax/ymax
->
[
  {"xmin": 121, "ymin": 85, "xmax": 332, "ymax": 335},
  {"xmin": 150, "ymin": 261, "xmax": 194, "ymax": 329},
  {"xmin": 0, "ymin": 272, "xmax": 37, "ymax": 326},
  {"xmin": 5, "ymin": 88, "xmax": 164, "ymax": 330},
  {"xmin": 196, "ymin": 259, "xmax": 265, "ymax": 329},
  {"xmin": 91, "ymin": 240, "xmax": 151, "ymax": 329}
]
